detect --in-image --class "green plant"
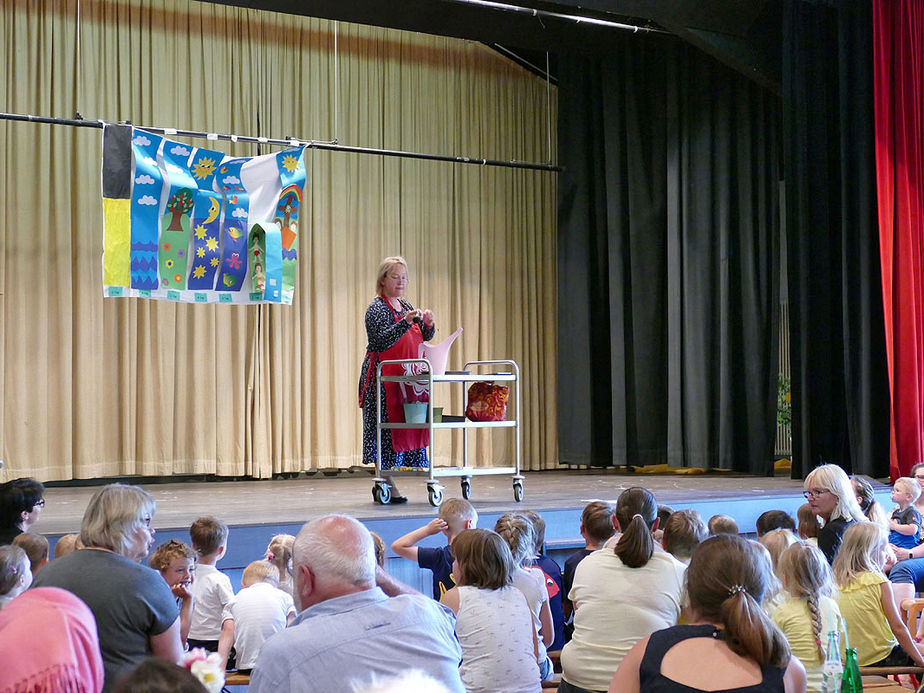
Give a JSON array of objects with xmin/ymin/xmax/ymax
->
[{"xmin": 777, "ymin": 373, "xmax": 791, "ymax": 428}]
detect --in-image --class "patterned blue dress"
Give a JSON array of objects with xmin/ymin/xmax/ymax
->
[{"xmin": 358, "ymin": 296, "xmax": 435, "ymax": 470}]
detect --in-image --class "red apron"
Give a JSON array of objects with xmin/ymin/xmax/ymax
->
[{"xmin": 378, "ymin": 299, "xmax": 430, "ymax": 453}]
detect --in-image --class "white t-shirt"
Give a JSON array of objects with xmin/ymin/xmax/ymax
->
[
  {"xmin": 222, "ymin": 582, "xmax": 296, "ymax": 669},
  {"xmin": 512, "ymin": 567, "xmax": 550, "ymax": 666},
  {"xmin": 561, "ymin": 547, "xmax": 686, "ymax": 691},
  {"xmin": 189, "ymin": 563, "xmax": 235, "ymax": 640},
  {"xmin": 456, "ymin": 585, "xmax": 541, "ymax": 693}
]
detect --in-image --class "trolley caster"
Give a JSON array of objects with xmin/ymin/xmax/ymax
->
[
  {"xmin": 460, "ymin": 478, "xmax": 472, "ymax": 500},
  {"xmin": 428, "ymin": 484, "xmax": 444, "ymax": 508},
  {"xmin": 512, "ymin": 480, "xmax": 524, "ymax": 503},
  {"xmin": 372, "ymin": 482, "xmax": 392, "ymax": 505}
]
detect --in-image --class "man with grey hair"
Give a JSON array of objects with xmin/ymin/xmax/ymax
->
[{"xmin": 249, "ymin": 514, "xmax": 464, "ymax": 693}]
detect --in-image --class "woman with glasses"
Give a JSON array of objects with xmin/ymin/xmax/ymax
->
[
  {"xmin": 803, "ymin": 464, "xmax": 866, "ymax": 564},
  {"xmin": 33, "ymin": 483, "xmax": 182, "ymax": 692},
  {"xmin": 0, "ymin": 477, "xmax": 45, "ymax": 545}
]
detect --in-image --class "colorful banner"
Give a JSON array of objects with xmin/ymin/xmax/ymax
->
[{"xmin": 101, "ymin": 127, "xmax": 305, "ymax": 304}]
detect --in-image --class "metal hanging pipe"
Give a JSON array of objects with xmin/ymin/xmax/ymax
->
[{"xmin": 0, "ymin": 111, "xmax": 561, "ymax": 173}]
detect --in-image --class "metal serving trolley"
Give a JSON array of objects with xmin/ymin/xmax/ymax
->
[{"xmin": 373, "ymin": 358, "xmax": 523, "ymax": 507}]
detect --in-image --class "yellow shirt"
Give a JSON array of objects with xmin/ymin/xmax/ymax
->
[
  {"xmin": 770, "ymin": 594, "xmax": 843, "ymax": 693},
  {"xmin": 836, "ymin": 571, "xmax": 896, "ymax": 666}
]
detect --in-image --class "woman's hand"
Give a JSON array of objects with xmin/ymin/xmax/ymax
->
[
  {"xmin": 404, "ymin": 309, "xmax": 421, "ymax": 324},
  {"xmin": 421, "ymin": 309, "xmax": 434, "ymax": 328}
]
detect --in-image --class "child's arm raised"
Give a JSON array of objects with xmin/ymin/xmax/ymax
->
[
  {"xmin": 391, "ymin": 518, "xmax": 448, "ymax": 561},
  {"xmin": 880, "ymin": 580, "xmax": 924, "ymax": 666}
]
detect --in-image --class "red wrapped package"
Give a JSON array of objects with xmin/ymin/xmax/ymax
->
[{"xmin": 465, "ymin": 382, "xmax": 509, "ymax": 421}]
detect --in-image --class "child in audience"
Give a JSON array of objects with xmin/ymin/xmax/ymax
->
[
  {"xmin": 653, "ymin": 505, "xmax": 674, "ymax": 543},
  {"xmin": 521, "ymin": 508, "xmax": 565, "ymax": 651},
  {"xmin": 562, "ymin": 487, "xmax": 686, "ymax": 693},
  {"xmin": 771, "ymin": 541, "xmax": 844, "ymax": 693},
  {"xmin": 833, "ymin": 521, "xmax": 924, "ymax": 667},
  {"xmin": 888, "ymin": 476, "xmax": 922, "ymax": 550},
  {"xmin": 12, "ymin": 532, "xmax": 48, "ymax": 577},
  {"xmin": 563, "ymin": 501, "xmax": 615, "ymax": 643},
  {"xmin": 188, "ymin": 516, "xmax": 235, "ymax": 668},
  {"xmin": 53, "ymin": 533, "xmax": 83, "ymax": 558},
  {"xmin": 391, "ymin": 498, "xmax": 477, "ymax": 600},
  {"xmin": 756, "ymin": 509, "xmax": 796, "ymax": 537},
  {"xmin": 796, "ymin": 503, "xmax": 819, "ymax": 544},
  {"xmin": 759, "ymin": 529, "xmax": 800, "ymax": 570},
  {"xmin": 495, "ymin": 512, "xmax": 554, "ymax": 681},
  {"xmin": 852, "ymin": 474, "xmax": 891, "ymax": 530},
  {"xmin": 442, "ymin": 529, "xmax": 541, "ymax": 693},
  {"xmin": 0, "ymin": 545, "xmax": 32, "ymax": 609},
  {"xmin": 150, "ymin": 539, "xmax": 197, "ymax": 646},
  {"xmin": 707, "ymin": 514, "xmax": 738, "ymax": 535},
  {"xmin": 759, "ymin": 530, "xmax": 800, "ymax": 611},
  {"xmin": 264, "ymin": 534, "xmax": 295, "ymax": 597},
  {"xmin": 661, "ymin": 509, "xmax": 707, "ymax": 564},
  {"xmin": 219, "ymin": 560, "xmax": 296, "ymax": 673}
]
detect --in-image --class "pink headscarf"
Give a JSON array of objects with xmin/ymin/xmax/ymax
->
[{"xmin": 0, "ymin": 587, "xmax": 104, "ymax": 693}]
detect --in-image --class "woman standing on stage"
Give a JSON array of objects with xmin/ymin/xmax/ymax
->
[{"xmin": 358, "ymin": 256, "xmax": 435, "ymax": 503}]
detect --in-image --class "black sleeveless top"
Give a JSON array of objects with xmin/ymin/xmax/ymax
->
[{"xmin": 639, "ymin": 624, "xmax": 786, "ymax": 693}]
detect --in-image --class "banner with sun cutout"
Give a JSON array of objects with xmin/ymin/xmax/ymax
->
[{"xmin": 101, "ymin": 126, "xmax": 305, "ymax": 304}]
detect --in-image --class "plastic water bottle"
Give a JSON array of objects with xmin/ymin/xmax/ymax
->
[{"xmin": 821, "ymin": 627, "xmax": 843, "ymax": 693}]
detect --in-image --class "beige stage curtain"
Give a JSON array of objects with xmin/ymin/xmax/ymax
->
[{"xmin": 0, "ymin": 0, "xmax": 558, "ymax": 481}]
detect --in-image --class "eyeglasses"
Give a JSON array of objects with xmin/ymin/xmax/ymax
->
[
  {"xmin": 33, "ymin": 499, "xmax": 45, "ymax": 508},
  {"xmin": 803, "ymin": 489, "xmax": 830, "ymax": 499}
]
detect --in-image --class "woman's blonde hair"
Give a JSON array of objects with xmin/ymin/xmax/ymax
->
[
  {"xmin": 777, "ymin": 542, "xmax": 833, "ymax": 663},
  {"xmin": 832, "ymin": 521, "xmax": 885, "ymax": 588},
  {"xmin": 80, "ymin": 484, "xmax": 155, "ymax": 556},
  {"xmin": 375, "ymin": 256, "xmax": 408, "ymax": 296},
  {"xmin": 685, "ymin": 535, "xmax": 791, "ymax": 668},
  {"xmin": 804, "ymin": 464, "xmax": 866, "ymax": 524}
]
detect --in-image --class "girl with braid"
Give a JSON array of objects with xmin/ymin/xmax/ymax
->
[
  {"xmin": 833, "ymin": 522, "xmax": 924, "ymax": 667},
  {"xmin": 771, "ymin": 542, "xmax": 844, "ymax": 692}
]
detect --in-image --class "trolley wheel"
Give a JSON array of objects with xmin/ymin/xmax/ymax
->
[
  {"xmin": 428, "ymin": 485, "xmax": 444, "ymax": 508},
  {"xmin": 460, "ymin": 478, "xmax": 472, "ymax": 500},
  {"xmin": 513, "ymin": 480, "xmax": 524, "ymax": 503},
  {"xmin": 372, "ymin": 483, "xmax": 392, "ymax": 505}
]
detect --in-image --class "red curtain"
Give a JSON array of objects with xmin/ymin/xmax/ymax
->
[{"xmin": 874, "ymin": 0, "xmax": 924, "ymax": 479}]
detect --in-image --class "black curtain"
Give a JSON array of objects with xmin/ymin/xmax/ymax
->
[
  {"xmin": 557, "ymin": 37, "xmax": 781, "ymax": 473},
  {"xmin": 782, "ymin": 0, "xmax": 889, "ymax": 478}
]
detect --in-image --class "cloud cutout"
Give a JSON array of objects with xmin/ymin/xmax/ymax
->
[
  {"xmin": 132, "ymin": 135, "xmax": 152, "ymax": 147},
  {"xmin": 134, "ymin": 174, "xmax": 155, "ymax": 185},
  {"xmin": 170, "ymin": 145, "xmax": 191, "ymax": 156},
  {"xmin": 165, "ymin": 163, "xmax": 184, "ymax": 174},
  {"xmin": 139, "ymin": 155, "xmax": 156, "ymax": 167},
  {"xmin": 222, "ymin": 175, "xmax": 241, "ymax": 185},
  {"xmin": 138, "ymin": 195, "xmax": 158, "ymax": 206},
  {"xmin": 231, "ymin": 208, "xmax": 248, "ymax": 218}
]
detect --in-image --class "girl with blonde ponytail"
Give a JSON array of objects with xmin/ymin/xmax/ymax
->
[
  {"xmin": 771, "ymin": 541, "xmax": 844, "ymax": 692},
  {"xmin": 560, "ymin": 488, "xmax": 686, "ymax": 693},
  {"xmin": 611, "ymin": 534, "xmax": 806, "ymax": 693}
]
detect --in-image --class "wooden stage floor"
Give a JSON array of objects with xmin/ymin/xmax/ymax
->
[{"xmin": 35, "ymin": 467, "xmax": 817, "ymax": 536}]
